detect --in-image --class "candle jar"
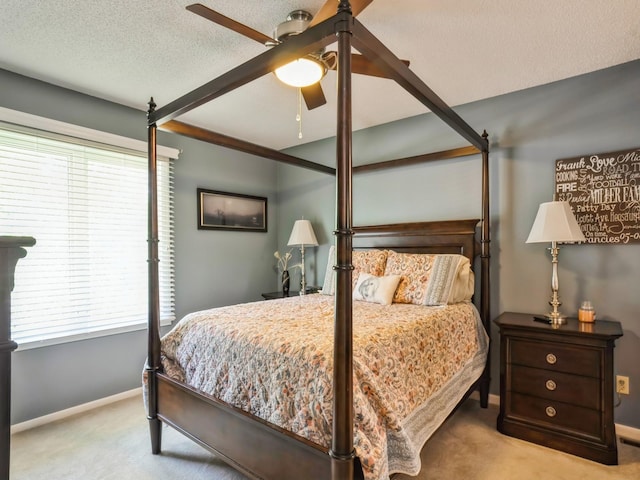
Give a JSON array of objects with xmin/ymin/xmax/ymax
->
[{"xmin": 578, "ymin": 301, "xmax": 596, "ymax": 323}]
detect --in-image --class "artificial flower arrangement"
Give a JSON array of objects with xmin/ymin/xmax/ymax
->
[
  {"xmin": 274, "ymin": 249, "xmax": 301, "ymax": 273},
  {"xmin": 274, "ymin": 249, "xmax": 301, "ymax": 292}
]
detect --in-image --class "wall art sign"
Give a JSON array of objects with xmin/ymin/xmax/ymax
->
[
  {"xmin": 555, "ymin": 147, "xmax": 640, "ymax": 244},
  {"xmin": 197, "ymin": 188, "xmax": 267, "ymax": 232}
]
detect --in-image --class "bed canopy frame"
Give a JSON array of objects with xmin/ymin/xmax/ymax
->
[{"xmin": 146, "ymin": 2, "xmax": 490, "ymax": 479}]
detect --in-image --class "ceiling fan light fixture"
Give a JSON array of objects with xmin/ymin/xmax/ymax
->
[
  {"xmin": 275, "ymin": 57, "xmax": 325, "ymax": 87},
  {"xmin": 274, "ymin": 10, "xmax": 312, "ymax": 41}
]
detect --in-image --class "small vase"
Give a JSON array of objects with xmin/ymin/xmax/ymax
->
[{"xmin": 281, "ymin": 270, "xmax": 290, "ymax": 295}]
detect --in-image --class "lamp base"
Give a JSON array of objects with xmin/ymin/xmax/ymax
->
[{"xmin": 545, "ymin": 311, "xmax": 567, "ymax": 326}]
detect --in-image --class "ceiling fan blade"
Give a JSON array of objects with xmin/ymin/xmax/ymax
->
[
  {"xmin": 308, "ymin": 0, "xmax": 374, "ymax": 28},
  {"xmin": 324, "ymin": 53, "xmax": 410, "ymax": 79},
  {"xmin": 301, "ymin": 83, "xmax": 327, "ymax": 110},
  {"xmin": 186, "ymin": 3, "xmax": 273, "ymax": 45}
]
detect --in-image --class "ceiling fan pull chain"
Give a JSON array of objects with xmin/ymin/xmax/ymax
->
[{"xmin": 297, "ymin": 88, "xmax": 303, "ymax": 139}]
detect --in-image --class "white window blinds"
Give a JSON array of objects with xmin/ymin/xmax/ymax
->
[{"xmin": 0, "ymin": 122, "xmax": 175, "ymax": 347}]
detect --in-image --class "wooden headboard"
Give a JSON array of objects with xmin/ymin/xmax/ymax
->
[
  {"xmin": 352, "ymin": 219, "xmax": 480, "ymax": 264},
  {"xmin": 353, "ymin": 218, "xmax": 489, "ymax": 412}
]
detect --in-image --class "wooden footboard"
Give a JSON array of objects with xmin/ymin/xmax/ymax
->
[{"xmin": 156, "ymin": 373, "xmax": 364, "ymax": 480}]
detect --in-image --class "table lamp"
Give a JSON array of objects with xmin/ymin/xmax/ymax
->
[
  {"xmin": 287, "ymin": 218, "xmax": 318, "ymax": 295},
  {"xmin": 526, "ymin": 200, "xmax": 585, "ymax": 325}
]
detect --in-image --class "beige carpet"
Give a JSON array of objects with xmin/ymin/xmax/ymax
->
[{"xmin": 11, "ymin": 394, "xmax": 640, "ymax": 480}]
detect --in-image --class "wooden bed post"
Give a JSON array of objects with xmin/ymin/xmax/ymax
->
[
  {"xmin": 331, "ymin": 2, "xmax": 355, "ymax": 479},
  {"xmin": 0, "ymin": 236, "xmax": 35, "ymax": 480},
  {"xmin": 479, "ymin": 130, "xmax": 491, "ymax": 408},
  {"xmin": 146, "ymin": 97, "xmax": 162, "ymax": 454},
  {"xmin": 142, "ymin": 4, "xmax": 492, "ymax": 476}
]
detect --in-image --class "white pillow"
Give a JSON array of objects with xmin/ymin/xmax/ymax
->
[
  {"xmin": 320, "ymin": 245, "xmax": 336, "ymax": 295},
  {"xmin": 353, "ymin": 273, "xmax": 402, "ymax": 306}
]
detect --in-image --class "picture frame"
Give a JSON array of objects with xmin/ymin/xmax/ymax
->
[{"xmin": 197, "ymin": 188, "xmax": 267, "ymax": 232}]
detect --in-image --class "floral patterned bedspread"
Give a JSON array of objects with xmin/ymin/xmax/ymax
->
[{"xmin": 160, "ymin": 294, "xmax": 488, "ymax": 480}]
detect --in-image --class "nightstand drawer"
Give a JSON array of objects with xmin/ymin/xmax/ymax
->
[
  {"xmin": 511, "ymin": 365, "xmax": 600, "ymax": 409},
  {"xmin": 510, "ymin": 338, "xmax": 600, "ymax": 377},
  {"xmin": 510, "ymin": 392, "xmax": 601, "ymax": 438}
]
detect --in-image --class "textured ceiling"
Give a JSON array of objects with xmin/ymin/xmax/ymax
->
[{"xmin": 1, "ymin": 1, "xmax": 639, "ymax": 150}]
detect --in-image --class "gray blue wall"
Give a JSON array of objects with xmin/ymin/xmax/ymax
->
[
  {"xmin": 279, "ymin": 59, "xmax": 640, "ymax": 428},
  {"xmin": 3, "ymin": 59, "xmax": 639, "ymax": 429},
  {"xmin": 1, "ymin": 69, "xmax": 279, "ymax": 423}
]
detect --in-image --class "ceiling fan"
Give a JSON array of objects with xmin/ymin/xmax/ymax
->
[{"xmin": 186, "ymin": 1, "xmax": 410, "ymax": 111}]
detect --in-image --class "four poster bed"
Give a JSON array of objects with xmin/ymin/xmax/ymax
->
[{"xmin": 145, "ymin": 2, "xmax": 491, "ymax": 480}]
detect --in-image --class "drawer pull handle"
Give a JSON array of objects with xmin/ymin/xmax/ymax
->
[
  {"xmin": 546, "ymin": 380, "xmax": 557, "ymax": 391},
  {"xmin": 545, "ymin": 406, "xmax": 557, "ymax": 417},
  {"xmin": 546, "ymin": 353, "xmax": 557, "ymax": 365}
]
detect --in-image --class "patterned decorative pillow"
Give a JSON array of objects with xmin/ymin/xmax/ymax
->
[
  {"xmin": 352, "ymin": 249, "xmax": 388, "ymax": 290},
  {"xmin": 353, "ymin": 273, "xmax": 401, "ymax": 306},
  {"xmin": 321, "ymin": 247, "xmax": 388, "ymax": 295},
  {"xmin": 384, "ymin": 251, "xmax": 474, "ymax": 305}
]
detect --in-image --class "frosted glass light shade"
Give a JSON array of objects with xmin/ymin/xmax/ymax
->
[
  {"xmin": 287, "ymin": 219, "xmax": 318, "ymax": 246},
  {"xmin": 275, "ymin": 58, "xmax": 324, "ymax": 87},
  {"xmin": 526, "ymin": 201, "xmax": 586, "ymax": 243}
]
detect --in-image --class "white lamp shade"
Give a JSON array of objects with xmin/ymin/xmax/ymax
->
[
  {"xmin": 526, "ymin": 201, "xmax": 586, "ymax": 243},
  {"xmin": 275, "ymin": 58, "xmax": 324, "ymax": 87},
  {"xmin": 287, "ymin": 219, "xmax": 319, "ymax": 246}
]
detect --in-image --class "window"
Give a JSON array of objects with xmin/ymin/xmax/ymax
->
[{"xmin": 0, "ymin": 118, "xmax": 176, "ymax": 347}]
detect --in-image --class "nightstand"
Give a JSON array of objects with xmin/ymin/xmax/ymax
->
[
  {"xmin": 495, "ymin": 311, "xmax": 623, "ymax": 465},
  {"xmin": 261, "ymin": 286, "xmax": 319, "ymax": 300},
  {"xmin": 261, "ymin": 290, "xmax": 300, "ymax": 300}
]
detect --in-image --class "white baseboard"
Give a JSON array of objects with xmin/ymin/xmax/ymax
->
[
  {"xmin": 11, "ymin": 387, "xmax": 142, "ymax": 434},
  {"xmin": 12, "ymin": 387, "xmax": 640, "ymax": 446},
  {"xmin": 617, "ymin": 424, "xmax": 640, "ymax": 445},
  {"xmin": 470, "ymin": 391, "xmax": 640, "ymax": 444}
]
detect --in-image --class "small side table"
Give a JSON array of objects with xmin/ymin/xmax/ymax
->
[
  {"xmin": 261, "ymin": 290, "xmax": 300, "ymax": 300},
  {"xmin": 261, "ymin": 286, "xmax": 319, "ymax": 300},
  {"xmin": 495, "ymin": 311, "xmax": 623, "ymax": 465}
]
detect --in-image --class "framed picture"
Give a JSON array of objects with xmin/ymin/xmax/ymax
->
[{"xmin": 197, "ymin": 188, "xmax": 267, "ymax": 232}]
